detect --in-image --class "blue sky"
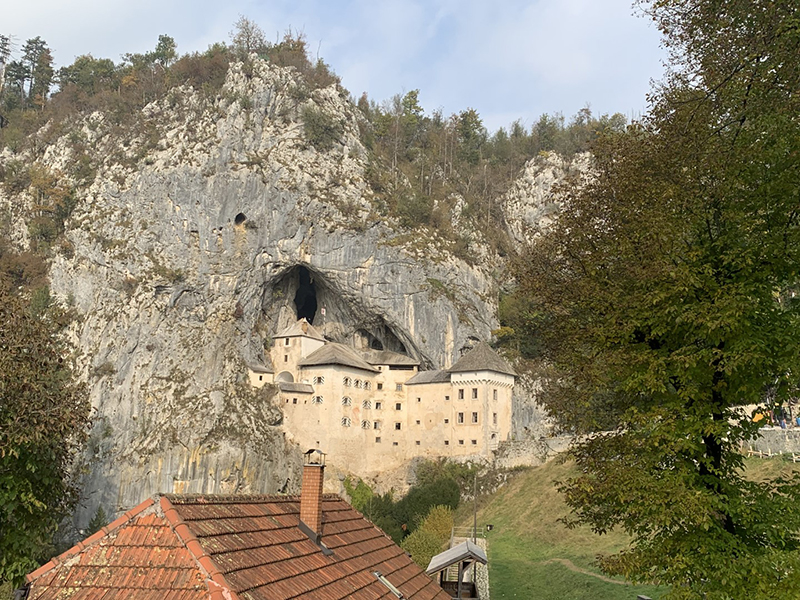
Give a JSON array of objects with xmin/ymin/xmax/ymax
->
[{"xmin": 5, "ymin": 0, "xmax": 666, "ymax": 133}]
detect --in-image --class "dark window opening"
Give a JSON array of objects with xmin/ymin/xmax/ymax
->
[
  {"xmin": 293, "ymin": 266, "xmax": 318, "ymax": 323},
  {"xmin": 234, "ymin": 212, "xmax": 247, "ymax": 225},
  {"xmin": 371, "ymin": 338, "xmax": 384, "ymax": 350}
]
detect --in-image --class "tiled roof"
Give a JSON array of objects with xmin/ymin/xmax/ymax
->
[
  {"xmin": 361, "ymin": 349, "xmax": 419, "ymax": 367},
  {"xmin": 299, "ymin": 343, "xmax": 379, "ymax": 373},
  {"xmin": 275, "ymin": 319, "xmax": 326, "ymax": 341},
  {"xmin": 248, "ymin": 363, "xmax": 274, "ymax": 374},
  {"xmin": 26, "ymin": 498, "xmax": 215, "ymax": 600},
  {"xmin": 27, "ymin": 494, "xmax": 450, "ymax": 600},
  {"xmin": 448, "ymin": 342, "xmax": 516, "ymax": 376},
  {"xmin": 404, "ymin": 370, "xmax": 451, "ymax": 385}
]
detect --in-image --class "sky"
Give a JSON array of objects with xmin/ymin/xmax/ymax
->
[{"xmin": 4, "ymin": 0, "xmax": 666, "ymax": 133}]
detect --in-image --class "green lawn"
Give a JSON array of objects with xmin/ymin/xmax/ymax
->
[{"xmin": 458, "ymin": 459, "xmax": 665, "ymax": 600}]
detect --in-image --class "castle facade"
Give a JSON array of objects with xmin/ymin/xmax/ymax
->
[{"xmin": 249, "ymin": 319, "xmax": 515, "ymax": 475}]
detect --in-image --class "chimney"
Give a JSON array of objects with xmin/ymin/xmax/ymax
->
[{"xmin": 299, "ymin": 449, "xmax": 325, "ymax": 540}]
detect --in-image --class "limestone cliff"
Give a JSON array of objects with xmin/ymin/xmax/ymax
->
[{"xmin": 0, "ymin": 57, "xmax": 579, "ymax": 526}]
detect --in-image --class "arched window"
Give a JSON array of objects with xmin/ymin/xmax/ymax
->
[
  {"xmin": 354, "ymin": 379, "xmax": 362, "ymax": 389},
  {"xmin": 312, "ymin": 396, "xmax": 323, "ymax": 404},
  {"xmin": 341, "ymin": 397, "xmax": 352, "ymax": 406},
  {"xmin": 361, "ymin": 420, "xmax": 371, "ymax": 429},
  {"xmin": 313, "ymin": 375, "xmax": 325, "ymax": 385},
  {"xmin": 343, "ymin": 377, "xmax": 351, "ymax": 387},
  {"xmin": 341, "ymin": 417, "xmax": 351, "ymax": 427},
  {"xmin": 363, "ymin": 381, "xmax": 371, "ymax": 390},
  {"xmin": 362, "ymin": 400, "xmax": 371, "ymax": 409}
]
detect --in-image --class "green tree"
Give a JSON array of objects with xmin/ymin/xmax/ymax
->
[
  {"xmin": 517, "ymin": 1, "xmax": 800, "ymax": 598},
  {"xmin": 0, "ymin": 282, "xmax": 91, "ymax": 586},
  {"xmin": 58, "ymin": 55, "xmax": 118, "ymax": 95},
  {"xmin": 401, "ymin": 505, "xmax": 453, "ymax": 568}
]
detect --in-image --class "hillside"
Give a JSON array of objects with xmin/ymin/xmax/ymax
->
[{"xmin": 464, "ymin": 459, "xmax": 665, "ymax": 599}]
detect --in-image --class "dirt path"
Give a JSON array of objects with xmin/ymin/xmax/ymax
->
[{"xmin": 540, "ymin": 558, "xmax": 629, "ymax": 585}]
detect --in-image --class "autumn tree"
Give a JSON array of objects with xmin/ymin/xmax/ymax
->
[
  {"xmin": 516, "ymin": 1, "xmax": 800, "ymax": 598},
  {"xmin": 229, "ymin": 15, "xmax": 269, "ymax": 57}
]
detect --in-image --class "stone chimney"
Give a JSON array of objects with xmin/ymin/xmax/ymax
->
[{"xmin": 299, "ymin": 449, "xmax": 325, "ymax": 540}]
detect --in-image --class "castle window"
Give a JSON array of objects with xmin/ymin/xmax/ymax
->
[
  {"xmin": 444, "ymin": 419, "xmax": 449, "ymax": 424},
  {"xmin": 444, "ymin": 440, "xmax": 450, "ymax": 445},
  {"xmin": 361, "ymin": 420, "xmax": 370, "ymax": 429},
  {"xmin": 458, "ymin": 389, "xmax": 464, "ymax": 400},
  {"xmin": 292, "ymin": 398, "xmax": 297, "ymax": 404},
  {"xmin": 285, "ymin": 398, "xmax": 289, "ymax": 403},
  {"xmin": 374, "ymin": 421, "xmax": 381, "ymax": 429},
  {"xmin": 395, "ymin": 403, "xmax": 402, "ymax": 410},
  {"xmin": 312, "ymin": 396, "xmax": 323, "ymax": 404},
  {"xmin": 259, "ymin": 375, "xmax": 263, "ymax": 381},
  {"xmin": 471, "ymin": 439, "xmax": 478, "ymax": 445},
  {"xmin": 395, "ymin": 384, "xmax": 403, "ymax": 391},
  {"xmin": 458, "ymin": 440, "xmax": 464, "ymax": 445},
  {"xmin": 457, "ymin": 412, "xmax": 464, "ymax": 424},
  {"xmin": 375, "ymin": 437, "xmax": 381, "ymax": 443},
  {"xmin": 375, "ymin": 401, "xmax": 382, "ymax": 410},
  {"xmin": 377, "ymin": 383, "xmax": 383, "ymax": 390},
  {"xmin": 343, "ymin": 377, "xmax": 351, "ymax": 386},
  {"xmin": 493, "ymin": 412, "xmax": 498, "ymax": 425},
  {"xmin": 341, "ymin": 397, "xmax": 352, "ymax": 406},
  {"xmin": 445, "ymin": 395, "xmax": 450, "ymax": 401},
  {"xmin": 364, "ymin": 381, "xmax": 371, "ymax": 390},
  {"xmin": 354, "ymin": 379, "xmax": 362, "ymax": 388},
  {"xmin": 416, "ymin": 420, "xmax": 421, "ymax": 425},
  {"xmin": 313, "ymin": 376, "xmax": 325, "ymax": 385},
  {"xmin": 416, "ymin": 440, "xmax": 421, "ymax": 446},
  {"xmin": 417, "ymin": 397, "xmax": 421, "ymax": 403},
  {"xmin": 284, "ymin": 338, "xmax": 290, "ymax": 345},
  {"xmin": 472, "ymin": 388, "xmax": 478, "ymax": 399},
  {"xmin": 472, "ymin": 412, "xmax": 479, "ymax": 424},
  {"xmin": 395, "ymin": 422, "xmax": 402, "ymax": 430},
  {"xmin": 493, "ymin": 389, "xmax": 498, "ymax": 401},
  {"xmin": 393, "ymin": 441, "xmax": 399, "ymax": 446},
  {"xmin": 284, "ymin": 355, "xmax": 288, "ymax": 362},
  {"xmin": 362, "ymin": 399, "xmax": 372, "ymax": 409},
  {"xmin": 341, "ymin": 417, "xmax": 351, "ymax": 427}
]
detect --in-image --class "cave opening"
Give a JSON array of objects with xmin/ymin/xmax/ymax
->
[
  {"xmin": 294, "ymin": 266, "xmax": 318, "ymax": 324},
  {"xmin": 234, "ymin": 212, "xmax": 247, "ymax": 225}
]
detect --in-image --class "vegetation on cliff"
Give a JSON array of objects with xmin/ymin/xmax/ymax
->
[{"xmin": 0, "ymin": 23, "xmax": 622, "ymax": 264}]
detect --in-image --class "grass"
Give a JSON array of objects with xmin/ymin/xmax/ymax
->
[{"xmin": 457, "ymin": 459, "xmax": 666, "ymax": 600}]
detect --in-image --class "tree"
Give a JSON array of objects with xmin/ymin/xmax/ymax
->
[
  {"xmin": 0, "ymin": 281, "xmax": 91, "ymax": 586},
  {"xmin": 58, "ymin": 55, "xmax": 118, "ymax": 95},
  {"xmin": 401, "ymin": 505, "xmax": 453, "ymax": 568},
  {"xmin": 229, "ymin": 15, "xmax": 268, "ymax": 57},
  {"xmin": 516, "ymin": 1, "xmax": 800, "ymax": 598},
  {"xmin": 151, "ymin": 34, "xmax": 177, "ymax": 68}
]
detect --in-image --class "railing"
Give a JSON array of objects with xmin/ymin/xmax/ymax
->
[{"xmin": 451, "ymin": 526, "xmax": 485, "ymax": 541}]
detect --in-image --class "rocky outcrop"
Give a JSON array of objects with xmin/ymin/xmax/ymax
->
[
  {"xmin": 502, "ymin": 151, "xmax": 592, "ymax": 245},
  {"xmin": 1, "ymin": 58, "xmax": 521, "ymax": 527}
]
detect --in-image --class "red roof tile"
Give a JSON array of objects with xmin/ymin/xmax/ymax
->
[{"xmin": 27, "ymin": 493, "xmax": 451, "ymax": 600}]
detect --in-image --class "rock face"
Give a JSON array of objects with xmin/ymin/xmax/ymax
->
[
  {"xmin": 502, "ymin": 151, "xmax": 591, "ymax": 245},
  {"xmin": 0, "ymin": 58, "xmax": 579, "ymax": 527}
]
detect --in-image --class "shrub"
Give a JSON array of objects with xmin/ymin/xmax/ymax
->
[{"xmin": 301, "ymin": 105, "xmax": 343, "ymax": 152}]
